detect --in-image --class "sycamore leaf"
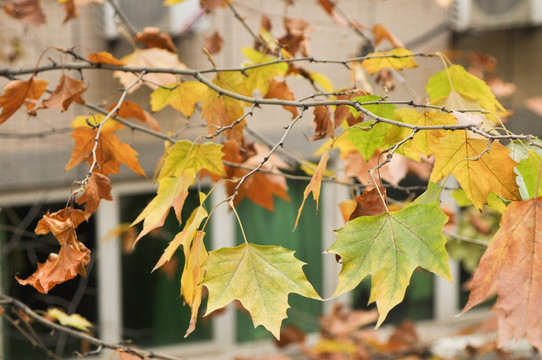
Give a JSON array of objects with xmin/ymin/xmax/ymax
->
[
  {"xmin": 309, "ymin": 72, "xmax": 334, "ymax": 92},
  {"xmin": 113, "ymin": 48, "xmax": 187, "ymax": 93},
  {"xmin": 71, "ymin": 113, "xmax": 123, "ymax": 132},
  {"xmin": 182, "ymin": 230, "xmax": 208, "ymax": 337},
  {"xmin": 150, "ymin": 81, "xmax": 206, "ymax": 117},
  {"xmin": 0, "ymin": 77, "xmax": 48, "ymax": 124},
  {"xmin": 278, "ymin": 18, "xmax": 314, "ymax": 57},
  {"xmin": 135, "ymin": 26, "xmax": 177, "ymax": 53},
  {"xmin": 310, "ymin": 106, "xmax": 334, "ymax": 141},
  {"xmin": 88, "ymin": 51, "xmax": 126, "ymax": 65},
  {"xmin": 16, "ymin": 208, "xmax": 90, "ymax": 294},
  {"xmin": 76, "ymin": 172, "xmax": 113, "ymax": 219},
  {"xmin": 295, "ymin": 148, "xmax": 329, "ymax": 229},
  {"xmin": 463, "ymin": 198, "xmax": 542, "ymax": 351},
  {"xmin": 372, "ymin": 24, "xmax": 405, "ymax": 48},
  {"xmin": 202, "ymin": 243, "xmax": 321, "ymax": 339},
  {"xmin": 204, "ymin": 31, "xmax": 224, "ymax": 55},
  {"xmin": 426, "ymin": 64, "xmax": 508, "ymax": 118},
  {"xmin": 31, "ymin": 74, "xmax": 86, "ymax": 113},
  {"xmin": 515, "ymin": 150, "xmax": 542, "ymax": 200},
  {"xmin": 5, "ymin": 0, "xmax": 46, "ymax": 27},
  {"xmin": 344, "ymin": 150, "xmax": 409, "ymax": 187},
  {"xmin": 158, "ymin": 140, "xmax": 226, "ymax": 180},
  {"xmin": 263, "ymin": 79, "xmax": 298, "ymax": 118},
  {"xmin": 202, "ymin": 72, "xmax": 251, "ymax": 142},
  {"xmin": 65, "ymin": 127, "xmax": 146, "ymax": 177},
  {"xmin": 241, "ymin": 47, "xmax": 288, "ymax": 95},
  {"xmin": 333, "ymin": 89, "xmax": 369, "ymax": 127},
  {"xmin": 386, "ymin": 109, "xmax": 456, "ymax": 161},
  {"xmin": 47, "ymin": 308, "xmax": 93, "ymax": 332},
  {"xmin": 329, "ymin": 202, "xmax": 451, "ymax": 326},
  {"xmin": 430, "ymin": 133, "xmax": 520, "ymax": 210},
  {"xmin": 346, "ymin": 95, "xmax": 396, "ymax": 161},
  {"xmin": 361, "ymin": 48, "xmax": 418, "ymax": 75},
  {"xmin": 348, "ymin": 187, "xmax": 387, "ymax": 221},
  {"xmin": 131, "ymin": 169, "xmax": 196, "ymax": 242},
  {"xmin": 109, "ymin": 100, "xmax": 160, "ymax": 132}
]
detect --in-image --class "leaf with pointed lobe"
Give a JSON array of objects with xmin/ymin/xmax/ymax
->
[
  {"xmin": 295, "ymin": 148, "xmax": 329, "ymax": 229},
  {"xmin": 76, "ymin": 172, "xmax": 112, "ymax": 219},
  {"xmin": 372, "ymin": 24, "xmax": 405, "ymax": 48},
  {"xmin": 109, "ymin": 100, "xmax": 160, "ymax": 132},
  {"xmin": 0, "ymin": 77, "xmax": 48, "ymax": 124},
  {"xmin": 333, "ymin": 89, "xmax": 369, "ymax": 127},
  {"xmin": 329, "ymin": 202, "xmax": 451, "ymax": 326},
  {"xmin": 150, "ymin": 81, "xmax": 207, "ymax": 117},
  {"xmin": 348, "ymin": 187, "xmax": 387, "ymax": 221},
  {"xmin": 361, "ymin": 48, "xmax": 418, "ymax": 75},
  {"xmin": 463, "ymin": 198, "xmax": 542, "ymax": 351},
  {"xmin": 135, "ymin": 26, "xmax": 177, "ymax": 53},
  {"xmin": 131, "ymin": 169, "xmax": 196, "ymax": 243},
  {"xmin": 71, "ymin": 113, "xmax": 123, "ymax": 132},
  {"xmin": 88, "ymin": 51, "xmax": 126, "ymax": 65},
  {"xmin": 32, "ymin": 74, "xmax": 86, "ymax": 114},
  {"xmin": 263, "ymin": 79, "xmax": 298, "ymax": 118},
  {"xmin": 430, "ymin": 133, "xmax": 520, "ymax": 210},
  {"xmin": 202, "ymin": 243, "xmax": 321, "ymax": 339},
  {"xmin": 241, "ymin": 47, "xmax": 288, "ymax": 95},
  {"xmin": 310, "ymin": 106, "xmax": 334, "ymax": 141}
]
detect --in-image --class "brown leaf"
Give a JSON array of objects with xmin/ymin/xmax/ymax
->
[
  {"xmin": 76, "ymin": 173, "xmax": 113, "ymax": 218},
  {"xmin": 317, "ymin": 0, "xmax": 349, "ymax": 26},
  {"xmin": 109, "ymin": 100, "xmax": 160, "ymax": 132},
  {"xmin": 203, "ymin": 31, "xmax": 224, "ymax": 55},
  {"xmin": 375, "ymin": 69, "xmax": 395, "ymax": 90},
  {"xmin": 310, "ymin": 106, "xmax": 334, "ymax": 141},
  {"xmin": 88, "ymin": 51, "xmax": 126, "ymax": 66},
  {"xmin": 373, "ymin": 24, "xmax": 405, "ymax": 48},
  {"xmin": 201, "ymin": 0, "xmax": 227, "ymax": 11},
  {"xmin": 263, "ymin": 79, "xmax": 298, "ymax": 118},
  {"xmin": 0, "ymin": 77, "xmax": 48, "ymax": 124},
  {"xmin": 366, "ymin": 320, "xmax": 420, "ymax": 354},
  {"xmin": 261, "ymin": 14, "xmax": 272, "ymax": 31},
  {"xmin": 32, "ymin": 74, "xmax": 86, "ymax": 114},
  {"xmin": 135, "ymin": 27, "xmax": 178, "ymax": 53},
  {"xmin": 16, "ymin": 208, "xmax": 90, "ymax": 294},
  {"xmin": 348, "ymin": 187, "xmax": 387, "ymax": 221},
  {"xmin": 61, "ymin": 0, "xmax": 79, "ymax": 24},
  {"xmin": 320, "ymin": 303, "xmax": 378, "ymax": 338},
  {"xmin": 279, "ymin": 18, "xmax": 314, "ymax": 57},
  {"xmin": 334, "ymin": 89, "xmax": 368, "ymax": 126},
  {"xmin": 65, "ymin": 127, "xmax": 146, "ymax": 177},
  {"xmin": 5, "ymin": 0, "xmax": 46, "ymax": 27},
  {"xmin": 274, "ymin": 325, "xmax": 306, "ymax": 348}
]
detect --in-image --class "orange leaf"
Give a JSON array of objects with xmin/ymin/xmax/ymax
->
[
  {"xmin": 310, "ymin": 106, "xmax": 334, "ymax": 141},
  {"xmin": 463, "ymin": 198, "xmax": 542, "ymax": 351},
  {"xmin": 0, "ymin": 77, "xmax": 48, "ymax": 123},
  {"xmin": 109, "ymin": 100, "xmax": 160, "ymax": 132},
  {"xmin": 32, "ymin": 74, "xmax": 86, "ymax": 113},
  {"xmin": 65, "ymin": 127, "xmax": 146, "ymax": 177},
  {"xmin": 61, "ymin": 0, "xmax": 79, "ymax": 23},
  {"xmin": 373, "ymin": 24, "xmax": 405, "ymax": 48},
  {"xmin": 348, "ymin": 187, "xmax": 387, "ymax": 221},
  {"xmin": 334, "ymin": 89, "xmax": 368, "ymax": 126},
  {"xmin": 263, "ymin": 79, "xmax": 298, "ymax": 118},
  {"xmin": 88, "ymin": 51, "xmax": 126, "ymax": 66},
  {"xmin": 203, "ymin": 31, "xmax": 224, "ymax": 55},
  {"xmin": 76, "ymin": 172, "xmax": 113, "ymax": 218},
  {"xmin": 16, "ymin": 208, "xmax": 90, "ymax": 294},
  {"xmin": 279, "ymin": 18, "xmax": 314, "ymax": 57},
  {"xmin": 5, "ymin": 0, "xmax": 46, "ymax": 27},
  {"xmin": 135, "ymin": 26, "xmax": 178, "ymax": 53}
]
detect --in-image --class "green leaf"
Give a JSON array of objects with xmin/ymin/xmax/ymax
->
[
  {"xmin": 346, "ymin": 95, "xmax": 396, "ymax": 161},
  {"xmin": 329, "ymin": 203, "xmax": 451, "ymax": 326},
  {"xmin": 241, "ymin": 47, "xmax": 288, "ymax": 95},
  {"xmin": 412, "ymin": 182, "xmax": 442, "ymax": 205},
  {"xmin": 426, "ymin": 65, "xmax": 507, "ymax": 118},
  {"xmin": 158, "ymin": 140, "xmax": 226, "ymax": 180},
  {"xmin": 150, "ymin": 81, "xmax": 206, "ymax": 117},
  {"xmin": 202, "ymin": 243, "xmax": 321, "ymax": 338},
  {"xmin": 47, "ymin": 308, "xmax": 93, "ymax": 332},
  {"xmin": 516, "ymin": 150, "xmax": 542, "ymax": 200}
]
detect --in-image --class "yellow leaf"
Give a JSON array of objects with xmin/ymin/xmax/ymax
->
[
  {"xmin": 71, "ymin": 114, "xmax": 123, "ymax": 132},
  {"xmin": 361, "ymin": 48, "xmax": 418, "ymax": 75},
  {"xmin": 310, "ymin": 72, "xmax": 334, "ymax": 92},
  {"xmin": 202, "ymin": 243, "xmax": 321, "ymax": 338},
  {"xmin": 150, "ymin": 81, "xmax": 207, "ymax": 117},
  {"xmin": 47, "ymin": 308, "xmax": 93, "ymax": 332},
  {"xmin": 241, "ymin": 47, "xmax": 288, "ymax": 95},
  {"xmin": 430, "ymin": 133, "xmax": 520, "ymax": 210}
]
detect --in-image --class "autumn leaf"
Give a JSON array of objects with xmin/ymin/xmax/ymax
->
[
  {"xmin": 348, "ymin": 187, "xmax": 387, "ymax": 221},
  {"xmin": 295, "ymin": 148, "xmax": 329, "ymax": 229},
  {"xmin": 344, "ymin": 150, "xmax": 409, "ymax": 186},
  {"xmin": 278, "ymin": 18, "xmax": 314, "ymax": 57},
  {"xmin": 203, "ymin": 31, "xmax": 224, "ymax": 55},
  {"xmin": 463, "ymin": 198, "xmax": 542, "ymax": 351},
  {"xmin": 426, "ymin": 64, "xmax": 508, "ymax": 118},
  {"xmin": 150, "ymin": 81, "xmax": 207, "ymax": 117},
  {"xmin": 386, "ymin": 109, "xmax": 457, "ymax": 161},
  {"xmin": 16, "ymin": 208, "xmax": 90, "ymax": 294},
  {"xmin": 361, "ymin": 48, "xmax": 418, "ymax": 75},
  {"xmin": 113, "ymin": 48, "xmax": 187, "ymax": 93},
  {"xmin": 430, "ymin": 133, "xmax": 520, "ymax": 210},
  {"xmin": 263, "ymin": 79, "xmax": 298, "ymax": 118},
  {"xmin": 333, "ymin": 89, "xmax": 368, "ymax": 127},
  {"xmin": 201, "ymin": 72, "xmax": 251, "ymax": 142},
  {"xmin": 516, "ymin": 150, "xmax": 542, "ymax": 200},
  {"xmin": 310, "ymin": 106, "xmax": 334, "ymax": 141},
  {"xmin": 329, "ymin": 202, "xmax": 451, "ymax": 326},
  {"xmin": 5, "ymin": 0, "xmax": 46, "ymax": 27},
  {"xmin": 0, "ymin": 77, "xmax": 48, "ymax": 124},
  {"xmin": 109, "ymin": 100, "xmax": 160, "ymax": 132},
  {"xmin": 158, "ymin": 140, "xmax": 226, "ymax": 180},
  {"xmin": 32, "ymin": 74, "xmax": 86, "ymax": 113},
  {"xmin": 88, "ymin": 51, "xmax": 126, "ymax": 65},
  {"xmin": 65, "ymin": 126, "xmax": 146, "ymax": 177},
  {"xmin": 76, "ymin": 172, "xmax": 113, "ymax": 218},
  {"xmin": 316, "ymin": 0, "xmax": 348, "ymax": 26},
  {"xmin": 372, "ymin": 24, "xmax": 405, "ymax": 48},
  {"xmin": 135, "ymin": 26, "xmax": 177, "ymax": 53},
  {"xmin": 131, "ymin": 169, "xmax": 196, "ymax": 242},
  {"xmin": 241, "ymin": 47, "xmax": 288, "ymax": 95},
  {"xmin": 202, "ymin": 243, "xmax": 321, "ymax": 338},
  {"xmin": 47, "ymin": 308, "xmax": 93, "ymax": 332}
]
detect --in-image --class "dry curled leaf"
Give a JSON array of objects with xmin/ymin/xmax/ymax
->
[
  {"xmin": 76, "ymin": 172, "xmax": 113, "ymax": 219},
  {"xmin": 109, "ymin": 100, "xmax": 160, "ymax": 132},
  {"xmin": 264, "ymin": 79, "xmax": 298, "ymax": 118},
  {"xmin": 5, "ymin": 0, "xmax": 46, "ymax": 27},
  {"xmin": 203, "ymin": 31, "xmax": 224, "ymax": 55},
  {"xmin": 310, "ymin": 105, "xmax": 334, "ymax": 141},
  {"xmin": 0, "ymin": 77, "xmax": 48, "ymax": 124},
  {"xmin": 135, "ymin": 26, "xmax": 178, "ymax": 53}
]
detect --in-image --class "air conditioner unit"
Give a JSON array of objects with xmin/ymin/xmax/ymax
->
[
  {"xmin": 100, "ymin": 0, "xmax": 205, "ymax": 40},
  {"xmin": 450, "ymin": 0, "xmax": 542, "ymax": 32}
]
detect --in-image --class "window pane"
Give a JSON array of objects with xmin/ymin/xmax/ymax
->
[
  {"xmin": 234, "ymin": 179, "xmax": 323, "ymax": 342},
  {"xmin": 120, "ymin": 190, "xmax": 212, "ymax": 347}
]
